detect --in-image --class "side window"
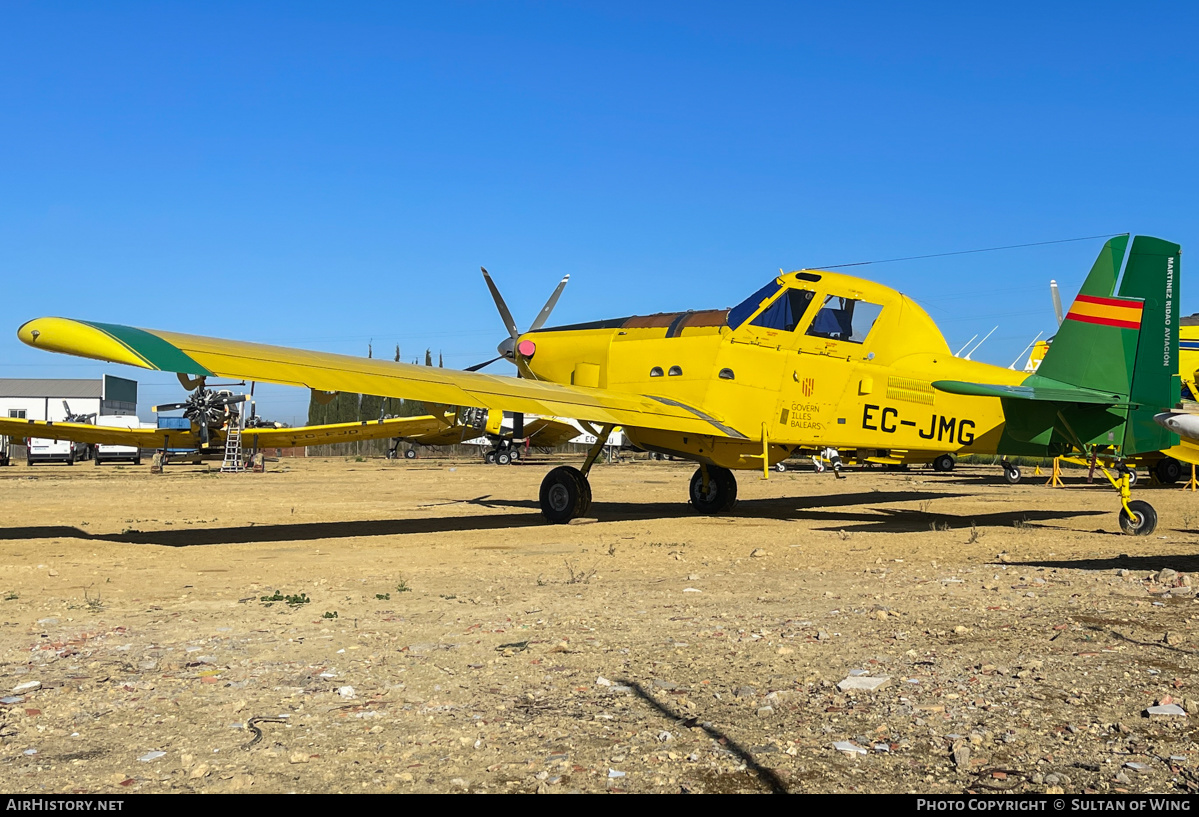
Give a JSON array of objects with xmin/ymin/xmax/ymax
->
[
  {"xmin": 8, "ymin": 410, "xmax": 26, "ymax": 419},
  {"xmin": 805, "ymin": 296, "xmax": 883, "ymax": 344},
  {"xmin": 750, "ymin": 289, "xmax": 816, "ymax": 332}
]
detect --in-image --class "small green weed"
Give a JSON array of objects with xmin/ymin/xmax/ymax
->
[
  {"xmin": 322, "ymin": 611, "xmax": 338, "ymax": 619},
  {"xmin": 4, "ymin": 591, "xmax": 18, "ymax": 601},
  {"xmin": 375, "ymin": 593, "xmax": 391, "ymax": 601},
  {"xmin": 395, "ymin": 578, "xmax": 411, "ymax": 593},
  {"xmin": 260, "ymin": 591, "xmax": 311, "ymax": 607}
]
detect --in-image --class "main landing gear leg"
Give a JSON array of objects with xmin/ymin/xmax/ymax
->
[
  {"xmin": 1097, "ymin": 463, "xmax": 1157, "ymax": 535},
  {"xmin": 538, "ymin": 424, "xmax": 612, "ymax": 523}
]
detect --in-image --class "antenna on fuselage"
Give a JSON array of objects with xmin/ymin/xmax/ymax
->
[
  {"xmin": 1008, "ymin": 331, "xmax": 1044, "ymax": 370},
  {"xmin": 954, "ymin": 334, "xmax": 978, "ymax": 357},
  {"xmin": 962, "ymin": 326, "xmax": 998, "ymax": 361}
]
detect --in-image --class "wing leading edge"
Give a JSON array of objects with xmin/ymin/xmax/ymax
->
[{"xmin": 18, "ymin": 318, "xmax": 747, "ymax": 439}]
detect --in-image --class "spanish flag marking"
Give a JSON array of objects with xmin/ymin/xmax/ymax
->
[{"xmin": 1065, "ymin": 294, "xmax": 1143, "ymax": 330}]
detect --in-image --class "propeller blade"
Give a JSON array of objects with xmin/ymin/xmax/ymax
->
[
  {"xmin": 464, "ymin": 355, "xmax": 504, "ymax": 372},
  {"xmin": 153, "ymin": 402, "xmax": 189, "ymax": 412},
  {"xmin": 1050, "ymin": 280, "xmax": 1064, "ymax": 326},
  {"xmin": 214, "ymin": 394, "xmax": 248, "ymax": 406},
  {"xmin": 481, "ymin": 267, "xmax": 519, "ymax": 340},
  {"xmin": 528, "ymin": 274, "xmax": 570, "ymax": 332}
]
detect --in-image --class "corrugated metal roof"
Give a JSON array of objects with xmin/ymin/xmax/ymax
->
[{"xmin": 0, "ymin": 379, "xmax": 103, "ymax": 398}]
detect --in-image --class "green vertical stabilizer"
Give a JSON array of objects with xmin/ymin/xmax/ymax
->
[{"xmin": 1033, "ymin": 236, "xmax": 1133, "ymax": 397}]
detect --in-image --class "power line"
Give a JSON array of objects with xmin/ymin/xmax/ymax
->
[{"xmin": 805, "ymin": 232, "xmax": 1126, "ymax": 270}]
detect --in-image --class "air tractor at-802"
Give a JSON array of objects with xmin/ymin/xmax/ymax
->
[{"xmin": 16, "ymin": 235, "xmax": 1180, "ymax": 535}]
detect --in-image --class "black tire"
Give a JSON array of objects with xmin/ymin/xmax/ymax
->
[
  {"xmin": 509, "ymin": 448, "xmax": 520, "ymax": 461},
  {"xmin": 775, "ymin": 462, "xmax": 787, "ymax": 472},
  {"xmin": 1154, "ymin": 457, "xmax": 1182, "ymax": 485},
  {"xmin": 1119, "ymin": 499, "xmax": 1158, "ymax": 536},
  {"xmin": 933, "ymin": 454, "xmax": 955, "ymax": 472},
  {"xmin": 485, "ymin": 450, "xmax": 497, "ymax": 464},
  {"xmin": 540, "ymin": 466, "xmax": 589, "ymax": 523},
  {"xmin": 497, "ymin": 451, "xmax": 511, "ymax": 465},
  {"xmin": 1003, "ymin": 465, "xmax": 1021, "ymax": 484},
  {"xmin": 689, "ymin": 466, "xmax": 738, "ymax": 514},
  {"xmin": 94, "ymin": 457, "xmax": 101, "ymax": 466},
  {"xmin": 404, "ymin": 448, "xmax": 416, "ymax": 460}
]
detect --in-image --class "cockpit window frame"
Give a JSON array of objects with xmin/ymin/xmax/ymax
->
[{"xmin": 726, "ymin": 279, "xmax": 783, "ymax": 331}]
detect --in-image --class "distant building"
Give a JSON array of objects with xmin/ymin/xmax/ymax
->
[{"xmin": 0, "ymin": 374, "xmax": 138, "ymax": 421}]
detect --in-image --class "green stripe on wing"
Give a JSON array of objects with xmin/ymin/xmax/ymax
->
[{"xmin": 81, "ymin": 321, "xmax": 213, "ymax": 376}]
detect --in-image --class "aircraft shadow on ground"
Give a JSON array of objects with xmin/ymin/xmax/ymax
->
[
  {"xmin": 0, "ymin": 490, "xmax": 1102, "ymax": 547},
  {"xmin": 1005, "ymin": 553, "xmax": 1199, "ymax": 572}
]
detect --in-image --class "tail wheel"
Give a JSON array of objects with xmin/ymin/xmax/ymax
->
[
  {"xmin": 1154, "ymin": 457, "xmax": 1181, "ymax": 484},
  {"xmin": 1003, "ymin": 465, "xmax": 1021, "ymax": 484},
  {"xmin": 775, "ymin": 462, "xmax": 787, "ymax": 472},
  {"xmin": 689, "ymin": 466, "xmax": 738, "ymax": 514},
  {"xmin": 404, "ymin": 448, "xmax": 417, "ymax": 460},
  {"xmin": 932, "ymin": 454, "xmax": 955, "ymax": 472},
  {"xmin": 540, "ymin": 466, "xmax": 590, "ymax": 523},
  {"xmin": 1119, "ymin": 500, "xmax": 1158, "ymax": 536}
]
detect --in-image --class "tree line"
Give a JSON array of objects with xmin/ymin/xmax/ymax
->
[{"xmin": 303, "ymin": 345, "xmax": 442, "ymax": 456}]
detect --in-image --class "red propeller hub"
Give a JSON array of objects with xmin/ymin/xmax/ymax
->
[{"xmin": 517, "ymin": 340, "xmax": 537, "ymax": 358}]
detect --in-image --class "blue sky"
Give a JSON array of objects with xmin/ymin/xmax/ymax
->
[{"xmin": 3, "ymin": 2, "xmax": 1198, "ymax": 422}]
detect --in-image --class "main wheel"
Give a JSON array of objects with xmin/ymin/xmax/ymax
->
[
  {"xmin": 404, "ymin": 448, "xmax": 416, "ymax": 460},
  {"xmin": 932, "ymin": 454, "xmax": 955, "ymax": 472},
  {"xmin": 509, "ymin": 448, "xmax": 521, "ymax": 461},
  {"xmin": 1154, "ymin": 457, "xmax": 1182, "ymax": 485},
  {"xmin": 485, "ymin": 450, "xmax": 497, "ymax": 464},
  {"xmin": 1119, "ymin": 500, "xmax": 1158, "ymax": 536},
  {"xmin": 540, "ymin": 466, "xmax": 590, "ymax": 523},
  {"xmin": 497, "ymin": 451, "xmax": 512, "ymax": 465},
  {"xmin": 689, "ymin": 466, "xmax": 738, "ymax": 514},
  {"xmin": 1003, "ymin": 464, "xmax": 1021, "ymax": 484}
]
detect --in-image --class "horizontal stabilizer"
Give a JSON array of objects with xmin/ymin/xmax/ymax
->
[{"xmin": 932, "ymin": 379, "xmax": 1125, "ymax": 405}]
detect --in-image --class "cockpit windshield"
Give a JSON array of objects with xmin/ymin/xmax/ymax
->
[{"xmin": 727, "ymin": 280, "xmax": 782, "ymax": 330}]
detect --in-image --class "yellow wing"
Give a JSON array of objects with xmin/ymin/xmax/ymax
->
[
  {"xmin": 243, "ymin": 415, "xmax": 449, "ymax": 448},
  {"xmin": 0, "ymin": 417, "xmax": 198, "ymax": 448},
  {"xmin": 18, "ymin": 318, "xmax": 748, "ymax": 439},
  {"xmin": 523, "ymin": 417, "xmax": 585, "ymax": 448}
]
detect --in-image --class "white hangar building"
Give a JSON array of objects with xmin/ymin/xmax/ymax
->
[{"xmin": 0, "ymin": 375, "xmax": 138, "ymax": 421}]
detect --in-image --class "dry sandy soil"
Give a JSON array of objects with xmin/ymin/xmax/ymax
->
[{"xmin": 2, "ymin": 455, "xmax": 1199, "ymax": 794}]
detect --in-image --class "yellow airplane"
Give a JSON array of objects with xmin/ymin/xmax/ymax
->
[
  {"xmin": 0, "ymin": 405, "xmax": 454, "ymax": 460},
  {"xmin": 14, "ymin": 234, "xmax": 1180, "ymax": 535}
]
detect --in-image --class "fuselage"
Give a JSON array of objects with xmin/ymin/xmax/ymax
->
[{"xmin": 511, "ymin": 269, "xmax": 1026, "ymax": 469}]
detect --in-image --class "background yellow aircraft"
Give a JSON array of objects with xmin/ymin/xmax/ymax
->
[{"xmin": 15, "ymin": 234, "xmax": 1180, "ymax": 534}]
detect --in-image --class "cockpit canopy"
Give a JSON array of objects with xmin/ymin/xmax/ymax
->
[{"xmin": 728, "ymin": 275, "xmax": 884, "ymax": 344}]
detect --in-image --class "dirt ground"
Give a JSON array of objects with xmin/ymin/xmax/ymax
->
[{"xmin": 2, "ymin": 455, "xmax": 1199, "ymax": 794}]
